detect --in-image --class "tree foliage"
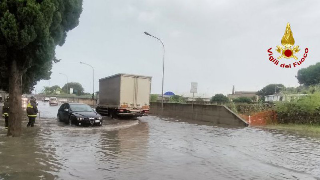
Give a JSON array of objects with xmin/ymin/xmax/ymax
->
[
  {"xmin": 42, "ymin": 85, "xmax": 61, "ymax": 95},
  {"xmin": 297, "ymin": 62, "xmax": 320, "ymax": 86},
  {"xmin": 195, "ymin": 97, "xmax": 204, "ymax": 102},
  {"xmin": 150, "ymin": 94, "xmax": 158, "ymax": 102},
  {"xmin": 257, "ymin": 84, "xmax": 285, "ymax": 97},
  {"xmin": 232, "ymin": 97, "xmax": 252, "ymax": 104},
  {"xmin": 280, "ymin": 85, "xmax": 320, "ymax": 95},
  {"xmin": 0, "ymin": 0, "xmax": 83, "ymax": 136},
  {"xmin": 210, "ymin": 94, "xmax": 229, "ymax": 104},
  {"xmin": 169, "ymin": 95, "xmax": 186, "ymax": 103},
  {"xmin": 62, "ymin": 82, "xmax": 84, "ymax": 95},
  {"xmin": 0, "ymin": 0, "xmax": 83, "ymax": 92}
]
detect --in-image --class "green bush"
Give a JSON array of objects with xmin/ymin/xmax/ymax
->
[
  {"xmin": 211, "ymin": 94, "xmax": 229, "ymax": 104},
  {"xmin": 276, "ymin": 93, "xmax": 320, "ymax": 124},
  {"xmin": 227, "ymin": 103, "xmax": 273, "ymax": 115},
  {"xmin": 233, "ymin": 97, "xmax": 252, "ymax": 104},
  {"xmin": 169, "ymin": 95, "xmax": 186, "ymax": 103},
  {"xmin": 150, "ymin": 94, "xmax": 158, "ymax": 102}
]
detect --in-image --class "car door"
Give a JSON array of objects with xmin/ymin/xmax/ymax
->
[
  {"xmin": 58, "ymin": 104, "xmax": 65, "ymax": 121},
  {"xmin": 61, "ymin": 103, "xmax": 70, "ymax": 123}
]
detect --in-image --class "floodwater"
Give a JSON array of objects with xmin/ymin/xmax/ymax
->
[{"xmin": 1, "ymin": 102, "xmax": 320, "ymax": 179}]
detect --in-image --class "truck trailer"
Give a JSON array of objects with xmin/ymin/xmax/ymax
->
[{"xmin": 96, "ymin": 74, "xmax": 152, "ymax": 118}]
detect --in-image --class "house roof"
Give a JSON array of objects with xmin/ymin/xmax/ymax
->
[{"xmin": 234, "ymin": 91, "xmax": 257, "ymax": 95}]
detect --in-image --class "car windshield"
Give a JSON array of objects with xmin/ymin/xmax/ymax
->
[{"xmin": 69, "ymin": 104, "xmax": 93, "ymax": 112}]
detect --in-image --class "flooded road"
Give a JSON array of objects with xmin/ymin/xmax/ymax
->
[{"xmin": 1, "ymin": 102, "xmax": 320, "ymax": 179}]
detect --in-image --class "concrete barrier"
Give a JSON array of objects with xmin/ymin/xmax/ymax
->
[
  {"xmin": 61, "ymin": 98, "xmax": 96, "ymax": 106},
  {"xmin": 150, "ymin": 102, "xmax": 248, "ymax": 127},
  {"xmin": 35, "ymin": 95, "xmax": 96, "ymax": 106}
]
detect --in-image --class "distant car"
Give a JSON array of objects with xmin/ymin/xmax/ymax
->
[
  {"xmin": 49, "ymin": 97, "xmax": 58, "ymax": 106},
  {"xmin": 57, "ymin": 103, "xmax": 103, "ymax": 126},
  {"xmin": 44, "ymin": 97, "xmax": 50, "ymax": 102}
]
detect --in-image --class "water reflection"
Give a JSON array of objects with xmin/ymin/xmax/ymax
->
[{"xmin": 0, "ymin": 125, "xmax": 59, "ymax": 180}]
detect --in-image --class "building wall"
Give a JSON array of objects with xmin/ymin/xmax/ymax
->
[
  {"xmin": 265, "ymin": 94, "xmax": 307, "ymax": 102},
  {"xmin": 227, "ymin": 91, "xmax": 258, "ymax": 101},
  {"xmin": 78, "ymin": 99, "xmax": 96, "ymax": 106},
  {"xmin": 150, "ymin": 102, "xmax": 248, "ymax": 127},
  {"xmin": 62, "ymin": 97, "xmax": 95, "ymax": 106},
  {"xmin": 228, "ymin": 94, "xmax": 258, "ymax": 99}
]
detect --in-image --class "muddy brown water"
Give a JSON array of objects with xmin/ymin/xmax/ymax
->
[{"xmin": 0, "ymin": 102, "xmax": 320, "ymax": 179}]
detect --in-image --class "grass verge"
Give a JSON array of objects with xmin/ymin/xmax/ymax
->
[{"xmin": 265, "ymin": 124, "xmax": 320, "ymax": 136}]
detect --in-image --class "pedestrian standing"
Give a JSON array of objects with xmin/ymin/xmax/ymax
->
[
  {"xmin": 2, "ymin": 96, "xmax": 9, "ymax": 129},
  {"xmin": 27, "ymin": 96, "xmax": 38, "ymax": 127}
]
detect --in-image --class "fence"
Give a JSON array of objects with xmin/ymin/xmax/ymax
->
[{"xmin": 239, "ymin": 110, "xmax": 277, "ymax": 126}]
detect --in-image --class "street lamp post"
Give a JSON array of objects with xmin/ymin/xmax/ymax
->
[
  {"xmin": 80, "ymin": 62, "xmax": 95, "ymax": 106},
  {"xmin": 59, "ymin": 73, "xmax": 69, "ymax": 94},
  {"xmin": 144, "ymin": 31, "xmax": 165, "ymax": 112}
]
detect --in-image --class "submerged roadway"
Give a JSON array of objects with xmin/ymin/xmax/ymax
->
[{"xmin": 0, "ymin": 102, "xmax": 320, "ymax": 179}]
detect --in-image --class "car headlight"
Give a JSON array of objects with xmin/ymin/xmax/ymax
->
[
  {"xmin": 77, "ymin": 117, "xmax": 84, "ymax": 121},
  {"xmin": 98, "ymin": 116, "xmax": 102, "ymax": 120}
]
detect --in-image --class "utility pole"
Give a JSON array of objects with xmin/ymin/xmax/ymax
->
[{"xmin": 80, "ymin": 62, "xmax": 95, "ymax": 107}]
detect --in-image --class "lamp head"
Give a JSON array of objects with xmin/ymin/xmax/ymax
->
[{"xmin": 144, "ymin": 32, "xmax": 151, "ymax": 36}]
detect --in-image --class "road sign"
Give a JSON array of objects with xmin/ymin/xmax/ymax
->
[{"xmin": 190, "ymin": 82, "xmax": 198, "ymax": 93}]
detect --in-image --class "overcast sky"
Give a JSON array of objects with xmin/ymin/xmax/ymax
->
[{"xmin": 34, "ymin": 0, "xmax": 320, "ymax": 97}]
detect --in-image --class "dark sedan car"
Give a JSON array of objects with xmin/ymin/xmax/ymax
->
[{"xmin": 57, "ymin": 103, "xmax": 103, "ymax": 126}]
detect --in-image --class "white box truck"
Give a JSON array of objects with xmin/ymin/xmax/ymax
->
[{"xmin": 96, "ymin": 74, "xmax": 152, "ymax": 118}]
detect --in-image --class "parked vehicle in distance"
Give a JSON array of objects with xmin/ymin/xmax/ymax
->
[
  {"xmin": 96, "ymin": 74, "xmax": 152, "ymax": 119},
  {"xmin": 44, "ymin": 97, "xmax": 50, "ymax": 102},
  {"xmin": 57, "ymin": 103, "xmax": 102, "ymax": 126},
  {"xmin": 49, "ymin": 97, "xmax": 58, "ymax": 106}
]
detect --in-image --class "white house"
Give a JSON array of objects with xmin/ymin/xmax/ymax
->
[{"xmin": 265, "ymin": 93, "xmax": 307, "ymax": 102}]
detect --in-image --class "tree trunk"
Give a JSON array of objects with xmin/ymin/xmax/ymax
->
[{"xmin": 7, "ymin": 60, "xmax": 22, "ymax": 137}]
